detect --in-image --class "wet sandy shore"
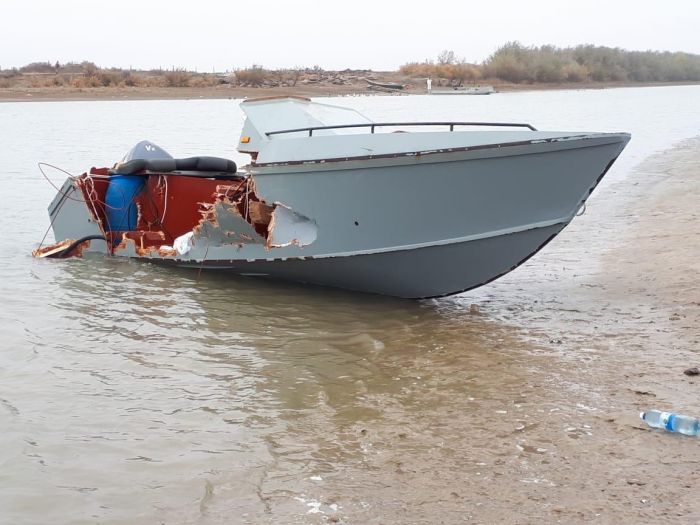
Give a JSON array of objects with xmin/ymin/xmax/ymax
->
[
  {"xmin": 0, "ymin": 85, "xmax": 373, "ymax": 103},
  {"xmin": 2, "ymin": 81, "xmax": 699, "ymax": 103}
]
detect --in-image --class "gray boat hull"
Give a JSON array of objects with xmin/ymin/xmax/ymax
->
[
  {"xmin": 165, "ymin": 222, "xmax": 564, "ymax": 298},
  {"xmin": 44, "ymin": 131, "xmax": 630, "ymax": 298}
]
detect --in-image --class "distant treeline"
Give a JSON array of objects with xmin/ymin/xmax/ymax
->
[
  {"xmin": 0, "ymin": 61, "xmax": 221, "ymax": 89},
  {"xmin": 0, "ymin": 61, "xmax": 360, "ymax": 89},
  {"xmin": 3, "ymin": 43, "xmax": 700, "ymax": 90},
  {"xmin": 401, "ymin": 43, "xmax": 700, "ymax": 84}
]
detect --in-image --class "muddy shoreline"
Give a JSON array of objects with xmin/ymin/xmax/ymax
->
[
  {"xmin": 1, "ymin": 80, "xmax": 699, "ymax": 103},
  {"xmin": 458, "ymin": 140, "xmax": 700, "ymax": 523}
]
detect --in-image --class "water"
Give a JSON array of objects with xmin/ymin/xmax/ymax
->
[{"xmin": 1, "ymin": 86, "xmax": 700, "ymax": 524}]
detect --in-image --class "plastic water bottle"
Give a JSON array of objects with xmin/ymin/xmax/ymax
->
[{"xmin": 640, "ymin": 410, "xmax": 700, "ymax": 436}]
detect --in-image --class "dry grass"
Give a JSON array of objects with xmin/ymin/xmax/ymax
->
[
  {"xmin": 1, "ymin": 62, "xmax": 226, "ymax": 90},
  {"xmin": 235, "ymin": 65, "xmax": 267, "ymax": 86}
]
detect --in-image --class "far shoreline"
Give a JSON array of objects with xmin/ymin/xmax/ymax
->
[{"xmin": 1, "ymin": 80, "xmax": 699, "ymax": 103}]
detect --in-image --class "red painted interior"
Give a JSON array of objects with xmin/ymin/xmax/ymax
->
[
  {"xmin": 78, "ymin": 170, "xmax": 243, "ymax": 251},
  {"xmin": 135, "ymin": 174, "xmax": 229, "ymax": 242}
]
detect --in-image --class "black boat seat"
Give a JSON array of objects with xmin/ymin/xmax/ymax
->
[{"xmin": 110, "ymin": 156, "xmax": 237, "ymax": 176}]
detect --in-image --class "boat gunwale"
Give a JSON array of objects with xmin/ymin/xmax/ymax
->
[{"xmin": 251, "ymin": 132, "xmax": 631, "ymax": 169}]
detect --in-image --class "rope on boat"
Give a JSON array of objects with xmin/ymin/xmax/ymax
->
[
  {"xmin": 36, "ymin": 162, "xmax": 114, "ymax": 254},
  {"xmin": 38, "ymin": 163, "xmax": 84, "ymax": 203}
]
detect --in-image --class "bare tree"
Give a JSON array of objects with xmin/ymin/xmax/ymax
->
[
  {"xmin": 290, "ymin": 66, "xmax": 303, "ymax": 87},
  {"xmin": 437, "ymin": 50, "xmax": 457, "ymax": 65}
]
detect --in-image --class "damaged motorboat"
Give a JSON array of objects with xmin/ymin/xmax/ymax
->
[{"xmin": 35, "ymin": 96, "xmax": 630, "ymax": 298}]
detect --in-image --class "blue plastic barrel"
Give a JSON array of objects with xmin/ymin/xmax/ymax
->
[{"xmin": 104, "ymin": 175, "xmax": 146, "ymax": 231}]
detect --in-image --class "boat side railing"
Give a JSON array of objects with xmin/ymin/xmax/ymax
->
[{"xmin": 266, "ymin": 121, "xmax": 538, "ymax": 137}]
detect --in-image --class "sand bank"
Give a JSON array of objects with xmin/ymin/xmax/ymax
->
[{"xmin": 1, "ymin": 81, "xmax": 699, "ymax": 103}]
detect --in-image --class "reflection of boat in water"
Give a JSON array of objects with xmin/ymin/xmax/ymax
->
[
  {"xmin": 430, "ymin": 85, "xmax": 496, "ymax": 95},
  {"xmin": 36, "ymin": 96, "xmax": 630, "ymax": 298}
]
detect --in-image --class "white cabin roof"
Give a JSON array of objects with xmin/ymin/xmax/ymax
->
[{"xmin": 238, "ymin": 97, "xmax": 371, "ymax": 155}]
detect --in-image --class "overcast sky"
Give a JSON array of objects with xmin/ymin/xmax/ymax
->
[{"xmin": 3, "ymin": 0, "xmax": 698, "ymax": 71}]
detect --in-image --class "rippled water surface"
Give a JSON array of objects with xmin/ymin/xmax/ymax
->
[{"xmin": 1, "ymin": 87, "xmax": 699, "ymax": 524}]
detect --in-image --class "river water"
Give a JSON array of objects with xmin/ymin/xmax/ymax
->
[{"xmin": 1, "ymin": 86, "xmax": 699, "ymax": 524}]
